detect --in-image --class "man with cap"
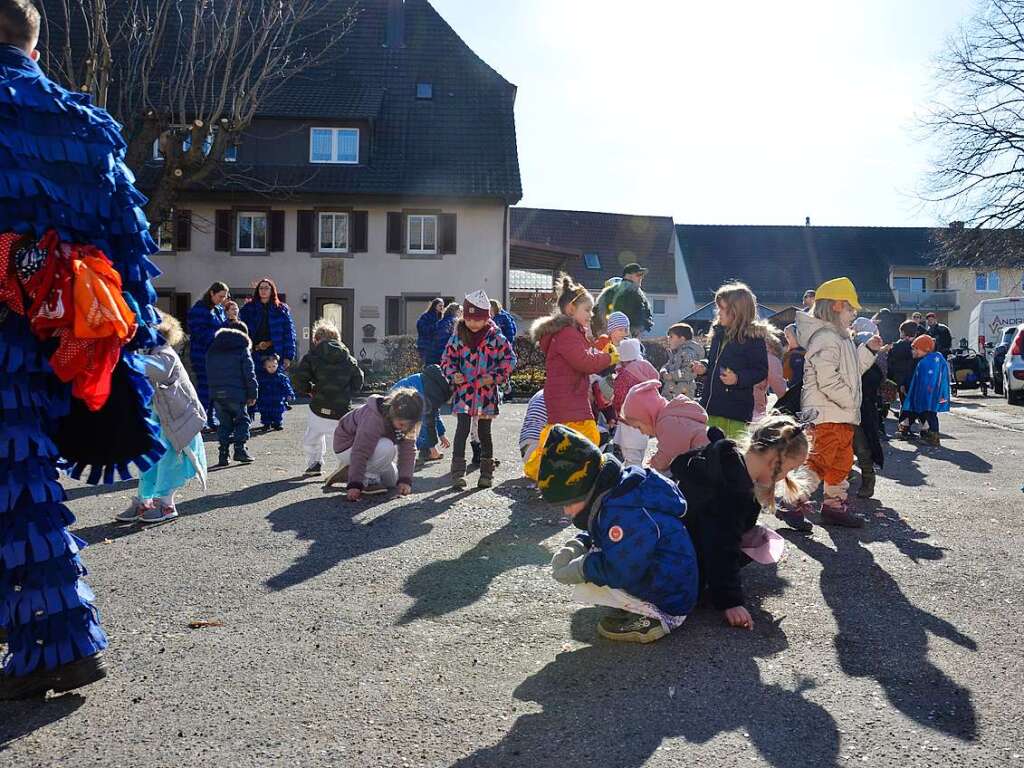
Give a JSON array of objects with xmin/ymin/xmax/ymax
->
[
  {"xmin": 539, "ymin": 425, "xmax": 699, "ymax": 643},
  {"xmin": 594, "ymin": 263, "xmax": 654, "ymax": 338}
]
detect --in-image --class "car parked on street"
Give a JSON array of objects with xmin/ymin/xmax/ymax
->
[
  {"xmin": 991, "ymin": 325, "xmax": 1021, "ymax": 396},
  {"xmin": 1002, "ymin": 325, "xmax": 1024, "ymax": 405}
]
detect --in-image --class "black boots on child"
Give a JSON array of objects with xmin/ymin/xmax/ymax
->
[{"xmin": 215, "ymin": 443, "xmax": 253, "ymax": 467}]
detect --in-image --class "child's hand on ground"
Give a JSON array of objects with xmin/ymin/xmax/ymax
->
[
  {"xmin": 452, "ymin": 373, "xmax": 466, "ymax": 384},
  {"xmin": 719, "ymin": 367, "xmax": 738, "ymax": 386},
  {"xmin": 346, "ymin": 488, "xmax": 362, "ymax": 502},
  {"xmin": 397, "ymin": 483, "xmax": 412, "ymax": 496},
  {"xmin": 692, "ymin": 361, "xmax": 707, "ymax": 376},
  {"xmin": 439, "ymin": 436, "xmax": 451, "ymax": 449},
  {"xmin": 551, "ymin": 555, "xmax": 587, "ymax": 585},
  {"xmin": 724, "ymin": 606, "xmax": 753, "ymax": 630}
]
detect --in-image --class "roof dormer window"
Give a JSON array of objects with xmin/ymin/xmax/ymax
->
[
  {"xmin": 416, "ymin": 83, "xmax": 433, "ymax": 100},
  {"xmin": 310, "ymin": 127, "xmax": 360, "ymax": 164}
]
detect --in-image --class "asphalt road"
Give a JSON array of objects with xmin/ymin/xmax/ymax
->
[{"xmin": 2, "ymin": 399, "xmax": 1022, "ymax": 767}]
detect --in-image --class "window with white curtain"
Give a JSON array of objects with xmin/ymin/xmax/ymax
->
[
  {"xmin": 237, "ymin": 212, "xmax": 267, "ymax": 251},
  {"xmin": 310, "ymin": 127, "xmax": 360, "ymax": 164},
  {"xmin": 975, "ymin": 271, "xmax": 1001, "ymax": 292},
  {"xmin": 407, "ymin": 214, "xmax": 438, "ymax": 254},
  {"xmin": 319, "ymin": 212, "xmax": 349, "ymax": 252}
]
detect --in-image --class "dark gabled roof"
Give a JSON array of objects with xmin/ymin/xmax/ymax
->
[
  {"xmin": 79, "ymin": 0, "xmax": 521, "ymax": 201},
  {"xmin": 510, "ymin": 208, "xmax": 677, "ymax": 294},
  {"xmin": 675, "ymin": 224, "xmax": 945, "ymax": 307}
]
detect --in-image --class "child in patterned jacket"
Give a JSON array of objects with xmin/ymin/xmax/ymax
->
[{"xmin": 442, "ymin": 290, "xmax": 516, "ymax": 489}]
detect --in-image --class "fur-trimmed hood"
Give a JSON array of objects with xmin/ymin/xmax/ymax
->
[
  {"xmin": 212, "ymin": 326, "xmax": 252, "ymax": 351},
  {"xmin": 530, "ymin": 313, "xmax": 576, "ymax": 344}
]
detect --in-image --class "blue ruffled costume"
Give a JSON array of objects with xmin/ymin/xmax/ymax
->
[{"xmin": 1, "ymin": 45, "xmax": 163, "ymax": 679}]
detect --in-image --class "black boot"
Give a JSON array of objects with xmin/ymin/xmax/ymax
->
[
  {"xmin": 214, "ymin": 444, "xmax": 230, "ymax": 468},
  {"xmin": 234, "ymin": 443, "xmax": 254, "ymax": 463},
  {"xmin": 0, "ymin": 653, "xmax": 108, "ymax": 700},
  {"xmin": 470, "ymin": 441, "xmax": 481, "ymax": 467}
]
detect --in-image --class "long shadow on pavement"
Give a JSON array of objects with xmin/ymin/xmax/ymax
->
[
  {"xmin": 788, "ymin": 528, "xmax": 978, "ymax": 741},
  {"xmin": 451, "ymin": 570, "xmax": 843, "ymax": 768},
  {"xmin": 397, "ymin": 478, "xmax": 561, "ymax": 625},
  {"xmin": 264, "ymin": 487, "xmax": 468, "ymax": 591},
  {"xmin": 0, "ymin": 692, "xmax": 84, "ymax": 748}
]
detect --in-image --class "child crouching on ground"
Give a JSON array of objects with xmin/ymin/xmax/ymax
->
[
  {"xmin": 612, "ymin": 339, "xmax": 660, "ymax": 464},
  {"xmin": 899, "ymin": 335, "xmax": 951, "ymax": 447},
  {"xmin": 442, "ymin": 290, "xmax": 516, "ymax": 489},
  {"xmin": 392, "ymin": 365, "xmax": 453, "ymax": 465},
  {"xmin": 670, "ymin": 414, "xmax": 809, "ymax": 630},
  {"xmin": 782, "ymin": 278, "xmax": 882, "ymax": 529},
  {"xmin": 661, "ymin": 323, "xmax": 704, "ymax": 399},
  {"xmin": 620, "ymin": 380, "xmax": 710, "ymax": 473},
  {"xmin": 255, "ymin": 353, "xmax": 295, "ymax": 431},
  {"xmin": 324, "ymin": 388, "xmax": 423, "ymax": 500},
  {"xmin": 539, "ymin": 425, "xmax": 699, "ymax": 644},
  {"xmin": 290, "ymin": 319, "xmax": 364, "ymax": 476}
]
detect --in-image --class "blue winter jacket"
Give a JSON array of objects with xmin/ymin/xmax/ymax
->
[
  {"xmin": 424, "ymin": 316, "xmax": 456, "ymax": 366},
  {"xmin": 205, "ymin": 327, "xmax": 258, "ymax": 404},
  {"xmin": 493, "ymin": 310, "xmax": 517, "ymax": 343},
  {"xmin": 416, "ymin": 310, "xmax": 441, "ymax": 359},
  {"xmin": 579, "ymin": 466, "xmax": 699, "ymax": 617},
  {"xmin": 902, "ymin": 352, "xmax": 951, "ymax": 414},
  {"xmin": 698, "ymin": 325, "xmax": 769, "ymax": 423},
  {"xmin": 239, "ymin": 300, "xmax": 297, "ymax": 362},
  {"xmin": 187, "ymin": 301, "xmax": 226, "ymax": 385},
  {"xmin": 392, "ymin": 372, "xmax": 447, "ymax": 448},
  {"xmin": 256, "ymin": 369, "xmax": 295, "ymax": 423}
]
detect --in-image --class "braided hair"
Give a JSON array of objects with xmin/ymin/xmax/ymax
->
[{"xmin": 740, "ymin": 412, "xmax": 811, "ymax": 509}]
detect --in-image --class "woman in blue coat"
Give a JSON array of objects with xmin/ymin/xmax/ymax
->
[
  {"xmin": 416, "ymin": 298, "xmax": 445, "ymax": 364},
  {"xmin": 188, "ymin": 282, "xmax": 229, "ymax": 428},
  {"xmin": 240, "ymin": 277, "xmax": 297, "ymax": 424}
]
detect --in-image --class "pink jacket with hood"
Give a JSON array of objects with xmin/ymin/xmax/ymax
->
[{"xmin": 622, "ymin": 380, "xmax": 711, "ymax": 472}]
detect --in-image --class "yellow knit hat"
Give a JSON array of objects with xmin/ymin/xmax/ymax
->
[{"xmin": 815, "ymin": 277, "xmax": 861, "ymax": 311}]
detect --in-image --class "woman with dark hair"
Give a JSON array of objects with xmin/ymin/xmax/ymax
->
[
  {"xmin": 188, "ymin": 281, "xmax": 229, "ymax": 428},
  {"xmin": 239, "ymin": 277, "xmax": 297, "ymax": 367},
  {"xmin": 416, "ymin": 297, "xmax": 445, "ymax": 364}
]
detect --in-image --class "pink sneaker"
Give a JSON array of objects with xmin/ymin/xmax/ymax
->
[
  {"xmin": 820, "ymin": 497, "xmax": 864, "ymax": 528},
  {"xmin": 139, "ymin": 503, "xmax": 178, "ymax": 525}
]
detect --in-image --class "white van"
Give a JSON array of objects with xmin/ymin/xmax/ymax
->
[{"xmin": 968, "ymin": 297, "xmax": 1024, "ymax": 356}]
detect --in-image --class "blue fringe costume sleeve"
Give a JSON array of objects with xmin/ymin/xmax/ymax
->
[{"xmin": 0, "ymin": 44, "xmax": 164, "ymax": 678}]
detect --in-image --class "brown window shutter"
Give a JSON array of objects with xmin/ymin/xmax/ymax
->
[
  {"xmin": 439, "ymin": 213, "xmax": 457, "ymax": 254},
  {"xmin": 297, "ymin": 210, "xmax": 314, "ymax": 252},
  {"xmin": 386, "ymin": 212, "xmax": 404, "ymax": 254},
  {"xmin": 351, "ymin": 211, "xmax": 368, "ymax": 253},
  {"xmin": 268, "ymin": 210, "xmax": 285, "ymax": 252},
  {"xmin": 174, "ymin": 209, "xmax": 192, "ymax": 251},
  {"xmin": 385, "ymin": 296, "xmax": 401, "ymax": 336},
  {"xmin": 214, "ymin": 210, "xmax": 233, "ymax": 251}
]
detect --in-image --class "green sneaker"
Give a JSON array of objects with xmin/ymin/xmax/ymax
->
[{"xmin": 597, "ymin": 612, "xmax": 668, "ymax": 644}]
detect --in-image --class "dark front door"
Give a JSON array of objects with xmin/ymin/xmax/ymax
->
[{"xmin": 309, "ymin": 288, "xmax": 355, "ymax": 351}]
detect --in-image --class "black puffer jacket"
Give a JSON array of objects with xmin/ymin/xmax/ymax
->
[
  {"xmin": 290, "ymin": 339, "xmax": 364, "ymax": 419},
  {"xmin": 698, "ymin": 325, "xmax": 769, "ymax": 423},
  {"xmin": 670, "ymin": 435, "xmax": 760, "ymax": 610}
]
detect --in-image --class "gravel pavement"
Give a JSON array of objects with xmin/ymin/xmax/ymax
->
[{"xmin": 2, "ymin": 399, "xmax": 1022, "ymax": 767}]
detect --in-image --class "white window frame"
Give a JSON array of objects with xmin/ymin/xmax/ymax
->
[
  {"xmin": 156, "ymin": 220, "xmax": 175, "ymax": 252},
  {"xmin": 407, "ymin": 214, "xmax": 438, "ymax": 255},
  {"xmin": 976, "ymin": 270, "xmax": 1000, "ymax": 293},
  {"xmin": 236, "ymin": 212, "xmax": 268, "ymax": 252},
  {"xmin": 309, "ymin": 127, "xmax": 360, "ymax": 165},
  {"xmin": 152, "ymin": 138, "xmax": 163, "ymax": 161},
  {"xmin": 653, "ymin": 298, "xmax": 666, "ymax": 315},
  {"xmin": 318, "ymin": 212, "xmax": 350, "ymax": 253}
]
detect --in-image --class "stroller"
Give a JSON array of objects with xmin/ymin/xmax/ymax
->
[{"xmin": 947, "ymin": 346, "xmax": 990, "ymax": 396}]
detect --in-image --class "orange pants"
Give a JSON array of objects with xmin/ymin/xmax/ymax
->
[
  {"xmin": 806, "ymin": 423, "xmax": 855, "ymax": 486},
  {"xmin": 524, "ymin": 420, "xmax": 601, "ymax": 481}
]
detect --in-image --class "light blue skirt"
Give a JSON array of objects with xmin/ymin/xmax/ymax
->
[{"xmin": 138, "ymin": 427, "xmax": 208, "ymax": 500}]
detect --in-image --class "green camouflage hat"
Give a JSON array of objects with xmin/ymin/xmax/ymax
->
[{"xmin": 538, "ymin": 425, "xmax": 603, "ymax": 505}]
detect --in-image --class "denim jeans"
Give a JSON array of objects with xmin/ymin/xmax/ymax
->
[
  {"xmin": 416, "ymin": 406, "xmax": 444, "ymax": 452},
  {"xmin": 213, "ymin": 399, "xmax": 251, "ymax": 445}
]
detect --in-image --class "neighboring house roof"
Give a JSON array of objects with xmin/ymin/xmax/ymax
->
[
  {"xmin": 510, "ymin": 208, "xmax": 678, "ymax": 294},
  {"xmin": 684, "ymin": 301, "xmax": 777, "ymax": 323},
  {"xmin": 114, "ymin": 0, "xmax": 522, "ymax": 201},
  {"xmin": 676, "ymin": 224, "xmax": 946, "ymax": 307}
]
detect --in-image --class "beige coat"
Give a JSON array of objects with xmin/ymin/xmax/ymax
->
[{"xmin": 796, "ymin": 312, "xmax": 876, "ymax": 425}]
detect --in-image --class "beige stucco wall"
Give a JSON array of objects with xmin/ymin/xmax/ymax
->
[
  {"xmin": 944, "ymin": 267, "xmax": 1024, "ymax": 341},
  {"xmin": 152, "ymin": 200, "xmax": 508, "ymax": 360}
]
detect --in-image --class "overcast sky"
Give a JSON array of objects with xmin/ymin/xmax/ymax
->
[{"xmin": 431, "ymin": 0, "xmax": 978, "ymax": 226}]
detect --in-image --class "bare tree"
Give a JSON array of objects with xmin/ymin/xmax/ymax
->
[
  {"xmin": 923, "ymin": 0, "xmax": 1024, "ymax": 267},
  {"xmin": 38, "ymin": 0, "xmax": 358, "ymax": 225}
]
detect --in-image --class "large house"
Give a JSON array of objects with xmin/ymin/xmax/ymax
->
[
  {"xmin": 510, "ymin": 208, "xmax": 694, "ymax": 335},
  {"xmin": 675, "ymin": 222, "xmax": 1023, "ymax": 343},
  {"xmin": 147, "ymin": 0, "xmax": 521, "ymax": 359}
]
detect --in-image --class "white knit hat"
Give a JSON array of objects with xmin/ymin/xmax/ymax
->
[{"xmin": 618, "ymin": 338, "xmax": 643, "ymax": 363}]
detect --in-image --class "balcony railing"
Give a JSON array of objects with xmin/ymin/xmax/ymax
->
[{"xmin": 891, "ymin": 288, "xmax": 960, "ymax": 311}]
